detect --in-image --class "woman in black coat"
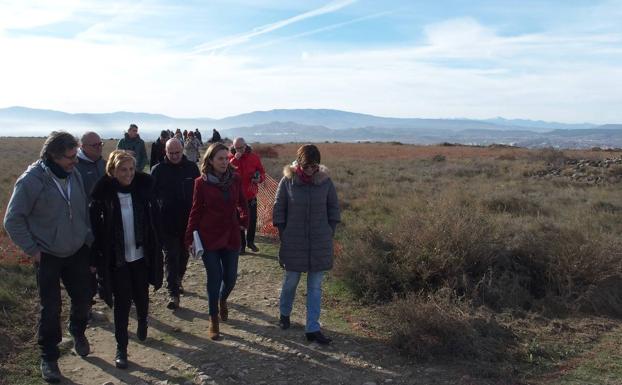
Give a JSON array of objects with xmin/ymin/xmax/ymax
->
[{"xmin": 90, "ymin": 150, "xmax": 162, "ymax": 369}]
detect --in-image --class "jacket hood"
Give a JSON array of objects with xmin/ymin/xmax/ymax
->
[
  {"xmin": 91, "ymin": 171, "xmax": 153, "ymax": 200},
  {"xmin": 283, "ymin": 164, "xmax": 330, "ymax": 185}
]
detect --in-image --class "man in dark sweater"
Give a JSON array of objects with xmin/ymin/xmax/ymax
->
[
  {"xmin": 150, "ymin": 130, "xmax": 170, "ymax": 169},
  {"xmin": 151, "ymin": 139, "xmax": 200, "ymax": 309}
]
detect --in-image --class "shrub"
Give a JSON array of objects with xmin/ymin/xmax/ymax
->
[
  {"xmin": 483, "ymin": 195, "xmax": 548, "ymax": 217},
  {"xmin": 530, "ymin": 147, "xmax": 567, "ymax": 166},
  {"xmin": 385, "ymin": 293, "xmax": 515, "ymax": 361},
  {"xmin": 432, "ymin": 154, "xmax": 446, "ymax": 162},
  {"xmin": 252, "ymin": 144, "xmax": 279, "ymax": 158},
  {"xmin": 335, "ymin": 189, "xmax": 622, "ymax": 315},
  {"xmin": 335, "ymin": 192, "xmax": 501, "ymax": 303}
]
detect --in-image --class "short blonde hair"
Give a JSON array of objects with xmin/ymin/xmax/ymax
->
[{"xmin": 106, "ymin": 150, "xmax": 136, "ymax": 177}]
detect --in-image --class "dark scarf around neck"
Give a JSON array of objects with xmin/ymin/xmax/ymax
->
[{"xmin": 44, "ymin": 158, "xmax": 71, "ymax": 179}]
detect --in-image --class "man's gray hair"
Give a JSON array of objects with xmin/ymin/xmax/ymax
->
[
  {"xmin": 40, "ymin": 131, "xmax": 78, "ymax": 161},
  {"xmin": 80, "ymin": 131, "xmax": 100, "ymax": 144}
]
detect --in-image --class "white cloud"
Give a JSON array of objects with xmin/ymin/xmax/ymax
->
[
  {"xmin": 0, "ymin": 6, "xmax": 621, "ymax": 124},
  {"xmin": 0, "ymin": 0, "xmax": 83, "ymax": 31},
  {"xmin": 192, "ymin": 0, "xmax": 358, "ymax": 54}
]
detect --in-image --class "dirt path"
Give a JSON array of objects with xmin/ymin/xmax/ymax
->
[{"xmin": 56, "ymin": 238, "xmax": 477, "ymax": 385}]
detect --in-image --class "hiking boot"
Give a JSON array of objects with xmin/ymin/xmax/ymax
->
[
  {"xmin": 279, "ymin": 315, "xmax": 290, "ymax": 330},
  {"xmin": 137, "ymin": 320, "xmax": 148, "ymax": 341},
  {"xmin": 167, "ymin": 295, "xmax": 179, "ymax": 310},
  {"xmin": 305, "ymin": 330, "xmax": 332, "ymax": 345},
  {"xmin": 115, "ymin": 347, "xmax": 128, "ymax": 369},
  {"xmin": 248, "ymin": 243, "xmax": 259, "ymax": 252},
  {"xmin": 73, "ymin": 333, "xmax": 90, "ymax": 357},
  {"xmin": 209, "ymin": 315, "xmax": 220, "ymax": 340},
  {"xmin": 40, "ymin": 360, "xmax": 61, "ymax": 383},
  {"xmin": 219, "ymin": 299, "xmax": 228, "ymax": 322}
]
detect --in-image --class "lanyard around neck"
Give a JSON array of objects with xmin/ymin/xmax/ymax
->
[{"xmin": 43, "ymin": 164, "xmax": 73, "ymax": 219}]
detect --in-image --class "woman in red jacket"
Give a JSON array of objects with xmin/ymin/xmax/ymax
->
[{"xmin": 185, "ymin": 143, "xmax": 248, "ymax": 340}]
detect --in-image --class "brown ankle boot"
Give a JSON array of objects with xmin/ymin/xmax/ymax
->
[
  {"xmin": 209, "ymin": 315, "xmax": 220, "ymax": 340},
  {"xmin": 219, "ymin": 299, "xmax": 228, "ymax": 322}
]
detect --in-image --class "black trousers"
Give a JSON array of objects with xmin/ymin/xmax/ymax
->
[
  {"xmin": 162, "ymin": 232, "xmax": 189, "ymax": 296},
  {"xmin": 111, "ymin": 258, "xmax": 149, "ymax": 348},
  {"xmin": 240, "ymin": 197, "xmax": 257, "ymax": 250},
  {"xmin": 36, "ymin": 245, "xmax": 91, "ymax": 361}
]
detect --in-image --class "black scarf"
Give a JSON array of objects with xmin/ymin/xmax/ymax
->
[{"xmin": 44, "ymin": 158, "xmax": 71, "ymax": 179}]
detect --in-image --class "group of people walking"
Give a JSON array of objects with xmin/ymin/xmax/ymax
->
[{"xmin": 3, "ymin": 126, "xmax": 340, "ymax": 383}]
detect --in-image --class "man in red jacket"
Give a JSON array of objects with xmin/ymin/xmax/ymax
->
[{"xmin": 229, "ymin": 137, "xmax": 265, "ymax": 254}]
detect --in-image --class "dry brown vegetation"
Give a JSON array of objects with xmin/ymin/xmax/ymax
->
[
  {"xmin": 261, "ymin": 142, "xmax": 622, "ymax": 380},
  {"xmin": 2, "ymin": 138, "xmax": 622, "ymax": 383}
]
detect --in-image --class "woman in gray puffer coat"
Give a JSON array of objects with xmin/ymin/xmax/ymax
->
[{"xmin": 272, "ymin": 144, "xmax": 340, "ymax": 345}]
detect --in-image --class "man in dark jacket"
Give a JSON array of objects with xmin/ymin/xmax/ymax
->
[
  {"xmin": 194, "ymin": 128, "xmax": 202, "ymax": 145},
  {"xmin": 117, "ymin": 123, "xmax": 148, "ymax": 171},
  {"xmin": 150, "ymin": 130, "xmax": 169, "ymax": 169},
  {"xmin": 3, "ymin": 131, "xmax": 93, "ymax": 382},
  {"xmin": 151, "ymin": 139, "xmax": 200, "ymax": 309},
  {"xmin": 75, "ymin": 131, "xmax": 106, "ymax": 309},
  {"xmin": 210, "ymin": 128, "xmax": 221, "ymax": 143}
]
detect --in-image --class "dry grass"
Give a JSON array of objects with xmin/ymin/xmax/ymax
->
[{"xmin": 2, "ymin": 138, "xmax": 622, "ymax": 382}]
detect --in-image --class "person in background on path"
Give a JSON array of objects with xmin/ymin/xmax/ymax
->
[
  {"xmin": 116, "ymin": 124, "xmax": 148, "ymax": 172},
  {"xmin": 152, "ymin": 139, "xmax": 200, "ymax": 310},
  {"xmin": 150, "ymin": 130, "xmax": 170, "ymax": 169},
  {"xmin": 174, "ymin": 130, "xmax": 184, "ymax": 147},
  {"xmin": 229, "ymin": 137, "xmax": 265, "ymax": 254},
  {"xmin": 272, "ymin": 144, "xmax": 340, "ymax": 345},
  {"xmin": 183, "ymin": 129, "xmax": 188, "ymax": 141},
  {"xmin": 184, "ymin": 131, "xmax": 201, "ymax": 163},
  {"xmin": 4, "ymin": 131, "xmax": 94, "ymax": 383},
  {"xmin": 185, "ymin": 143, "xmax": 248, "ymax": 340},
  {"xmin": 75, "ymin": 131, "xmax": 106, "ymax": 315},
  {"xmin": 89, "ymin": 150, "xmax": 163, "ymax": 369},
  {"xmin": 210, "ymin": 128, "xmax": 222, "ymax": 143},
  {"xmin": 194, "ymin": 128, "xmax": 203, "ymax": 145}
]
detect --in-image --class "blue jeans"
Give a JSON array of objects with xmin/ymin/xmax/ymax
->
[
  {"xmin": 201, "ymin": 249, "xmax": 239, "ymax": 316},
  {"xmin": 279, "ymin": 271, "xmax": 325, "ymax": 333}
]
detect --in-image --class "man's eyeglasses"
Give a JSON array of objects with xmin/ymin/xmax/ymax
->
[
  {"xmin": 234, "ymin": 146, "xmax": 246, "ymax": 151},
  {"xmin": 85, "ymin": 142, "xmax": 104, "ymax": 148}
]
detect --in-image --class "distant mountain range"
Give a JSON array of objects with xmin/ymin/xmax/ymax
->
[{"xmin": 0, "ymin": 106, "xmax": 620, "ymax": 149}]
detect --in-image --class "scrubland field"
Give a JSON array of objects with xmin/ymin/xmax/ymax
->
[{"xmin": 2, "ymin": 137, "xmax": 622, "ymax": 384}]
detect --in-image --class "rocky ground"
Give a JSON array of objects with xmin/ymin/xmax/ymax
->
[
  {"xmin": 529, "ymin": 157, "xmax": 622, "ymax": 184},
  {"xmin": 54, "ymin": 238, "xmax": 482, "ymax": 385}
]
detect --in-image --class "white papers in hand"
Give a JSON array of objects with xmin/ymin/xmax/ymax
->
[{"xmin": 192, "ymin": 230, "xmax": 204, "ymax": 259}]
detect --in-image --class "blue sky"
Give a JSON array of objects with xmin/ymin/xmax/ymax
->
[{"xmin": 0, "ymin": 0, "xmax": 621, "ymax": 123}]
